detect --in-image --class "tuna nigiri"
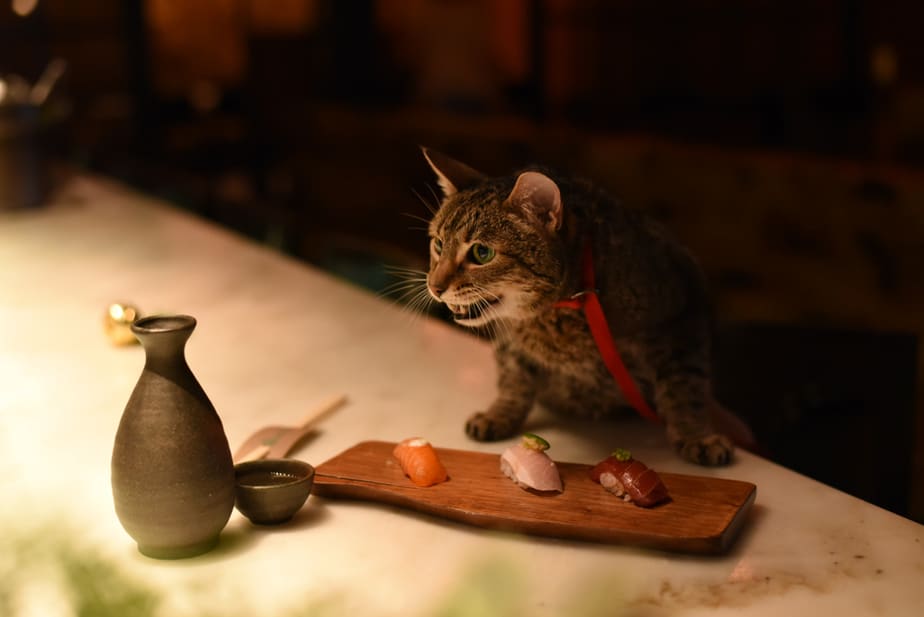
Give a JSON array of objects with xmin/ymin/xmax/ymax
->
[
  {"xmin": 500, "ymin": 433, "xmax": 562, "ymax": 493},
  {"xmin": 589, "ymin": 448, "xmax": 670, "ymax": 507},
  {"xmin": 393, "ymin": 437, "xmax": 448, "ymax": 487}
]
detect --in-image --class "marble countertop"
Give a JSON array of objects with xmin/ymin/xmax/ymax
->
[{"xmin": 1, "ymin": 174, "xmax": 921, "ymax": 616}]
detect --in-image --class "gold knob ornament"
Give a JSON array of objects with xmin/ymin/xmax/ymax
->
[{"xmin": 104, "ymin": 302, "xmax": 142, "ymax": 345}]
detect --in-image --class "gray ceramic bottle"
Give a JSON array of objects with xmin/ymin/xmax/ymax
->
[{"xmin": 111, "ymin": 315, "xmax": 235, "ymax": 559}]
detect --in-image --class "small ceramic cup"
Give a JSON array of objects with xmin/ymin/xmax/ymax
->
[{"xmin": 233, "ymin": 458, "xmax": 315, "ymax": 525}]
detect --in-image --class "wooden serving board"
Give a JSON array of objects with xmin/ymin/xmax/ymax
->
[{"xmin": 313, "ymin": 441, "xmax": 756, "ymax": 554}]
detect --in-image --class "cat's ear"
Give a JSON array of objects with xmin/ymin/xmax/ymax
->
[
  {"xmin": 421, "ymin": 146, "xmax": 487, "ymax": 197},
  {"xmin": 508, "ymin": 171, "xmax": 562, "ymax": 232}
]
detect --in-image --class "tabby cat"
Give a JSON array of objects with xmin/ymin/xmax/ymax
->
[{"xmin": 421, "ymin": 148, "xmax": 735, "ymax": 466}]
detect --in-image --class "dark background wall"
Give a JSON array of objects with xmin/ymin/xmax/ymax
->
[{"xmin": 2, "ymin": 0, "xmax": 922, "ymax": 522}]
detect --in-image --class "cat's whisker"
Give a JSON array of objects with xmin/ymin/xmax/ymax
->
[
  {"xmin": 381, "ymin": 286, "xmax": 428, "ymax": 308},
  {"xmin": 382, "ymin": 263, "xmax": 427, "ymax": 276},
  {"xmin": 401, "ymin": 289, "xmax": 432, "ymax": 322},
  {"xmin": 377, "ymin": 276, "xmax": 426, "ymax": 299},
  {"xmin": 375, "ymin": 266, "xmax": 436, "ymax": 327},
  {"xmin": 376, "ymin": 262, "xmax": 466, "ymax": 330},
  {"xmin": 463, "ymin": 283, "xmax": 512, "ymax": 342},
  {"xmin": 387, "ymin": 272, "xmax": 441, "ymax": 328},
  {"xmin": 412, "ymin": 187, "xmax": 440, "ymax": 216},
  {"xmin": 395, "ymin": 290, "xmax": 433, "ymax": 329},
  {"xmin": 379, "ymin": 265, "xmax": 426, "ymax": 281},
  {"xmin": 400, "ymin": 210, "xmax": 434, "ymax": 228},
  {"xmin": 378, "ymin": 274, "xmax": 426, "ymax": 291},
  {"xmin": 423, "ymin": 184, "xmax": 443, "ymax": 213},
  {"xmin": 378, "ymin": 268, "xmax": 426, "ymax": 283}
]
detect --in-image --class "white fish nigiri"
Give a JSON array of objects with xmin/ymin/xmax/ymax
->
[{"xmin": 500, "ymin": 433, "xmax": 563, "ymax": 493}]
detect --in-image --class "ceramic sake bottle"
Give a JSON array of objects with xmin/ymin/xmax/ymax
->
[{"xmin": 111, "ymin": 315, "xmax": 235, "ymax": 559}]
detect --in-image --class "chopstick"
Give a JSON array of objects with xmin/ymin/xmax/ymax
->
[{"xmin": 236, "ymin": 393, "xmax": 347, "ymax": 462}]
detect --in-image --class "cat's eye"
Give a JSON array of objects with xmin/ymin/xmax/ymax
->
[
  {"xmin": 469, "ymin": 243, "xmax": 495, "ymax": 265},
  {"xmin": 432, "ymin": 238, "xmax": 443, "ymax": 255}
]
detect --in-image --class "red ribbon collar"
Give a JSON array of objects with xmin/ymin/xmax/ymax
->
[{"xmin": 554, "ymin": 241, "xmax": 661, "ymax": 424}]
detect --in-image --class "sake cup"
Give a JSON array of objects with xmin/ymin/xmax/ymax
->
[{"xmin": 233, "ymin": 458, "xmax": 315, "ymax": 525}]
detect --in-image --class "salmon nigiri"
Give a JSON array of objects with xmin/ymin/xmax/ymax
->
[{"xmin": 392, "ymin": 437, "xmax": 449, "ymax": 487}]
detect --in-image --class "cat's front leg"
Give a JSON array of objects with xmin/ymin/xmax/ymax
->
[
  {"xmin": 656, "ymin": 376, "xmax": 734, "ymax": 466},
  {"xmin": 466, "ymin": 346, "xmax": 538, "ymax": 441},
  {"xmin": 646, "ymin": 340, "xmax": 734, "ymax": 465},
  {"xmin": 633, "ymin": 324, "xmax": 734, "ymax": 465}
]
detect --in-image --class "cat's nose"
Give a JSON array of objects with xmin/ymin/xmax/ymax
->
[
  {"xmin": 428, "ymin": 283, "xmax": 445, "ymax": 298},
  {"xmin": 428, "ymin": 265, "xmax": 453, "ymax": 298}
]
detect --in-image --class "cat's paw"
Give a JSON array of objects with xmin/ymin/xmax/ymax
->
[
  {"xmin": 465, "ymin": 411, "xmax": 521, "ymax": 442},
  {"xmin": 674, "ymin": 433, "xmax": 734, "ymax": 466}
]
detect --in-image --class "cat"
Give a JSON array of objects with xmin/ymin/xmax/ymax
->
[{"xmin": 420, "ymin": 147, "xmax": 739, "ymax": 466}]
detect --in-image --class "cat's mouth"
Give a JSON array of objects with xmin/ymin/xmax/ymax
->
[{"xmin": 446, "ymin": 298, "xmax": 502, "ymax": 325}]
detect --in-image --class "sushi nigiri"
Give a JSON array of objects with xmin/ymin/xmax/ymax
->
[
  {"xmin": 589, "ymin": 448, "xmax": 669, "ymax": 507},
  {"xmin": 500, "ymin": 433, "xmax": 562, "ymax": 493},
  {"xmin": 393, "ymin": 437, "xmax": 448, "ymax": 487}
]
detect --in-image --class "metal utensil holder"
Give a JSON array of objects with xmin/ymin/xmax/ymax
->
[{"xmin": 0, "ymin": 103, "xmax": 46, "ymax": 210}]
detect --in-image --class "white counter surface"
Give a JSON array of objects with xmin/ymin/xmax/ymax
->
[{"xmin": 1, "ymin": 175, "xmax": 921, "ymax": 616}]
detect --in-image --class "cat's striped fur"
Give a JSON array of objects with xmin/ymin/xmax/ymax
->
[{"xmin": 423, "ymin": 148, "xmax": 734, "ymax": 465}]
